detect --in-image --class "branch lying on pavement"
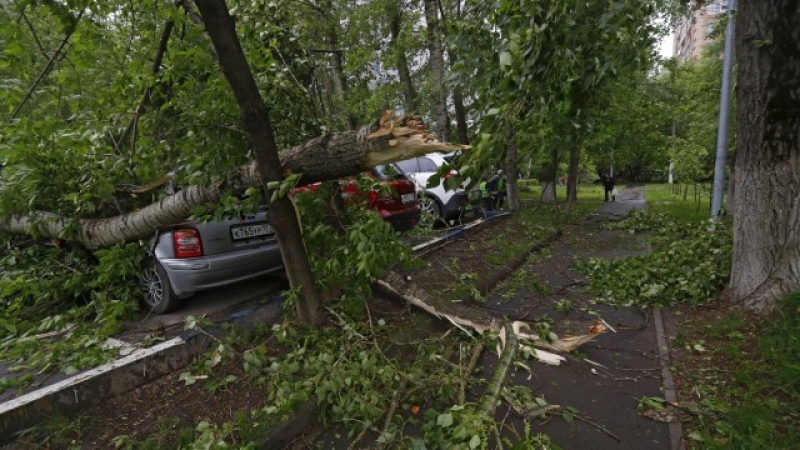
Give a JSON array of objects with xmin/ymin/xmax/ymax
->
[{"xmin": 375, "ymin": 271, "xmax": 608, "ymax": 366}]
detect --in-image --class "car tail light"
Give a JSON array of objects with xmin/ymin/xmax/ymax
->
[
  {"xmin": 173, "ymin": 228, "xmax": 203, "ymax": 258},
  {"xmin": 444, "ymin": 172, "xmax": 455, "ymax": 180}
]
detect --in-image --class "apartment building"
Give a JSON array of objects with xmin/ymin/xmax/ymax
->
[{"xmin": 673, "ymin": 0, "xmax": 728, "ymax": 62}]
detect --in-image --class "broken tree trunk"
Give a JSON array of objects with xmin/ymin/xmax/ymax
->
[{"xmin": 0, "ymin": 113, "xmax": 468, "ymax": 249}]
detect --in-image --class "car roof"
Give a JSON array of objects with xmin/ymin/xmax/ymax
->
[{"xmin": 419, "ymin": 152, "xmax": 450, "ymax": 164}]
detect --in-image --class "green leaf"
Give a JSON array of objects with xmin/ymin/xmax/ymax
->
[
  {"xmin": 437, "ymin": 413, "xmax": 454, "ymax": 427},
  {"xmin": 469, "ymin": 435, "xmax": 481, "ymax": 449},
  {"xmin": 4, "ymin": 41, "xmax": 24, "ymax": 57},
  {"xmin": 687, "ymin": 431, "xmax": 704, "ymax": 441},
  {"xmin": 499, "ymin": 51, "xmax": 511, "ymax": 68}
]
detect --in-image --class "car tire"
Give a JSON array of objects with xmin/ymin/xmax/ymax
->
[
  {"xmin": 141, "ymin": 261, "xmax": 181, "ymax": 314},
  {"xmin": 421, "ymin": 195, "xmax": 443, "ymax": 219}
]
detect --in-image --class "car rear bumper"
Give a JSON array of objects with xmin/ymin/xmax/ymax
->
[
  {"xmin": 159, "ymin": 244, "xmax": 284, "ymax": 298},
  {"xmin": 381, "ymin": 207, "xmax": 421, "ymax": 232},
  {"xmin": 442, "ymin": 191, "xmax": 470, "ymax": 219}
]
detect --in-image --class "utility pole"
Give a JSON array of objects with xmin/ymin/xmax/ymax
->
[{"xmin": 711, "ymin": 0, "xmax": 736, "ymax": 218}]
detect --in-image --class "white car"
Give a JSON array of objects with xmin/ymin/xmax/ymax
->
[{"xmin": 395, "ymin": 152, "xmax": 470, "ymax": 221}]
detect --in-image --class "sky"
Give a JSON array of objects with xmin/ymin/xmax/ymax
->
[{"xmin": 660, "ymin": 31, "xmax": 674, "ymax": 58}]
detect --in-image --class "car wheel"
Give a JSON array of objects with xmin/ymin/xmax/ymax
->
[
  {"xmin": 141, "ymin": 261, "xmax": 181, "ymax": 314},
  {"xmin": 421, "ymin": 195, "xmax": 443, "ymax": 219}
]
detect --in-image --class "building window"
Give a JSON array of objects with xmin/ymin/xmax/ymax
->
[{"xmin": 708, "ymin": 0, "xmax": 728, "ymax": 15}]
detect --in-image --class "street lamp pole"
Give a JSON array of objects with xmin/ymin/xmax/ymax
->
[{"xmin": 711, "ymin": 0, "xmax": 737, "ymax": 218}]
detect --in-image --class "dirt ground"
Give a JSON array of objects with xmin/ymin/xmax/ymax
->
[{"xmin": 6, "ymin": 192, "xmax": 681, "ymax": 449}]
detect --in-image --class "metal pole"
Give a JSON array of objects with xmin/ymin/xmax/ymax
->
[{"xmin": 711, "ymin": 0, "xmax": 736, "ymax": 218}]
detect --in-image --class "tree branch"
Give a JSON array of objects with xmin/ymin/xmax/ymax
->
[
  {"xmin": 10, "ymin": 11, "xmax": 84, "ymax": 121},
  {"xmin": 115, "ymin": 19, "xmax": 175, "ymax": 156}
]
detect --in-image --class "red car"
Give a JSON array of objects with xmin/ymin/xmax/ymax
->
[{"xmin": 294, "ymin": 164, "xmax": 420, "ymax": 232}]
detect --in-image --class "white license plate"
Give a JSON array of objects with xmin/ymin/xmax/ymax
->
[
  {"xmin": 231, "ymin": 223, "xmax": 272, "ymax": 240},
  {"xmin": 401, "ymin": 193, "xmax": 415, "ymax": 204}
]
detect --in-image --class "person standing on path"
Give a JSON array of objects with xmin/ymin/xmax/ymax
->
[
  {"xmin": 485, "ymin": 170, "xmax": 506, "ymax": 210},
  {"xmin": 603, "ymin": 173, "xmax": 616, "ymax": 202}
]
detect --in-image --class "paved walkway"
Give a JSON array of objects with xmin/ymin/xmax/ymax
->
[{"xmin": 482, "ymin": 186, "xmax": 676, "ymax": 449}]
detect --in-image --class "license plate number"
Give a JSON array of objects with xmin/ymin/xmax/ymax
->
[
  {"xmin": 231, "ymin": 223, "xmax": 272, "ymax": 240},
  {"xmin": 401, "ymin": 193, "xmax": 415, "ymax": 204}
]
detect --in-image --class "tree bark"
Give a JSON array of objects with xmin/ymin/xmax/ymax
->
[
  {"xmin": 540, "ymin": 147, "xmax": 558, "ymax": 204},
  {"xmin": 423, "ymin": 0, "xmax": 449, "ymax": 142},
  {"xmin": 566, "ymin": 142, "xmax": 580, "ymax": 204},
  {"xmin": 0, "ymin": 117, "xmax": 468, "ymax": 249},
  {"xmin": 452, "ymin": 85, "xmax": 469, "ymax": 145},
  {"xmin": 388, "ymin": 1, "xmax": 419, "ymax": 114},
  {"xmin": 504, "ymin": 126, "xmax": 520, "ymax": 211},
  {"xmin": 730, "ymin": 0, "xmax": 800, "ymax": 312},
  {"xmin": 194, "ymin": 0, "xmax": 323, "ymax": 325}
]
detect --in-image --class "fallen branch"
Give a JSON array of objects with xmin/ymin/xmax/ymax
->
[
  {"xmin": 459, "ymin": 344, "xmax": 484, "ymax": 404},
  {"xmin": 481, "ymin": 323, "xmax": 517, "ymax": 416},
  {"xmin": 378, "ymin": 378, "xmax": 408, "ymax": 447},
  {"xmin": 375, "ymin": 271, "xmax": 606, "ymax": 365}
]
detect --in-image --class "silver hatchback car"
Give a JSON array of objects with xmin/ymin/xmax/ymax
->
[{"xmin": 140, "ymin": 207, "xmax": 284, "ymax": 314}]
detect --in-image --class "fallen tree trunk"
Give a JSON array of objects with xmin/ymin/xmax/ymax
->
[
  {"xmin": 0, "ymin": 114, "xmax": 468, "ymax": 249},
  {"xmin": 375, "ymin": 271, "xmax": 607, "ymax": 365}
]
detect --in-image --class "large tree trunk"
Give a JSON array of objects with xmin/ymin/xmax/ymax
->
[
  {"xmin": 0, "ymin": 117, "xmax": 468, "ymax": 249},
  {"xmin": 504, "ymin": 126, "xmax": 520, "ymax": 211},
  {"xmin": 730, "ymin": 0, "xmax": 800, "ymax": 312},
  {"xmin": 423, "ymin": 0, "xmax": 449, "ymax": 142},
  {"xmin": 452, "ymin": 86, "xmax": 469, "ymax": 145},
  {"xmin": 194, "ymin": 0, "xmax": 323, "ymax": 325},
  {"xmin": 540, "ymin": 147, "xmax": 558, "ymax": 204},
  {"xmin": 388, "ymin": 1, "xmax": 419, "ymax": 114},
  {"xmin": 566, "ymin": 143, "xmax": 580, "ymax": 205}
]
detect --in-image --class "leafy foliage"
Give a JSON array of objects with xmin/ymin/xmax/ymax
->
[
  {"xmin": 293, "ymin": 180, "xmax": 410, "ymax": 314},
  {"xmin": 576, "ymin": 210, "xmax": 731, "ymax": 307},
  {"xmin": 451, "ymin": 0, "xmax": 663, "ymax": 188},
  {"xmin": 0, "ymin": 240, "xmax": 143, "ymax": 393}
]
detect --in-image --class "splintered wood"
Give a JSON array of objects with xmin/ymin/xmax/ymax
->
[{"xmin": 368, "ymin": 110, "xmax": 449, "ymax": 144}]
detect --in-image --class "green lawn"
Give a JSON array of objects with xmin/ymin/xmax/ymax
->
[{"xmin": 644, "ymin": 183, "xmax": 714, "ymax": 223}]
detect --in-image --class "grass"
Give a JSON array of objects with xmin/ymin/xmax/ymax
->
[
  {"xmin": 644, "ymin": 183, "xmax": 715, "ymax": 223},
  {"xmin": 678, "ymin": 295, "xmax": 800, "ymax": 449},
  {"xmin": 518, "ymin": 181, "xmax": 605, "ymax": 203}
]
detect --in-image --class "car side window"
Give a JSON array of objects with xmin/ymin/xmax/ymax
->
[
  {"xmin": 396, "ymin": 158, "xmax": 421, "ymax": 173},
  {"xmin": 418, "ymin": 158, "xmax": 439, "ymax": 172}
]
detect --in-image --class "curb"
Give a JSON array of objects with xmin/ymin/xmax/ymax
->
[
  {"xmin": 476, "ymin": 229, "xmax": 562, "ymax": 295},
  {"xmin": 0, "ymin": 297, "xmax": 284, "ymax": 445},
  {"xmin": 412, "ymin": 212, "xmax": 511, "ymax": 256},
  {"xmin": 653, "ymin": 307, "xmax": 685, "ymax": 450}
]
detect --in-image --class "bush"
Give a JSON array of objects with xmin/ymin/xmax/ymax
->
[{"xmin": 517, "ymin": 179, "xmax": 540, "ymax": 193}]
